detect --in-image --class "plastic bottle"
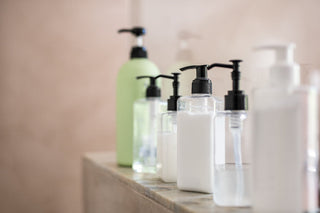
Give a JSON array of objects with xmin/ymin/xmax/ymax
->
[
  {"xmin": 116, "ymin": 27, "xmax": 160, "ymax": 166},
  {"xmin": 157, "ymin": 73, "xmax": 180, "ymax": 182},
  {"xmin": 252, "ymin": 44, "xmax": 319, "ymax": 212},
  {"xmin": 164, "ymin": 31, "xmax": 198, "ymax": 97},
  {"xmin": 177, "ymin": 64, "xmax": 224, "ymax": 193},
  {"xmin": 209, "ymin": 60, "xmax": 251, "ymax": 207},
  {"xmin": 133, "ymin": 75, "xmax": 167, "ymax": 173}
]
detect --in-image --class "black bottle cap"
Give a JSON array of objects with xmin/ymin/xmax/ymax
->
[
  {"xmin": 130, "ymin": 46, "xmax": 147, "ymax": 58},
  {"xmin": 136, "ymin": 75, "xmax": 161, "ymax": 98},
  {"xmin": 208, "ymin": 60, "xmax": 248, "ymax": 110},
  {"xmin": 118, "ymin": 27, "xmax": 148, "ymax": 59},
  {"xmin": 180, "ymin": 65, "xmax": 212, "ymax": 94}
]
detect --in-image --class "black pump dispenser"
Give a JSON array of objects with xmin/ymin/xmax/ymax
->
[
  {"xmin": 208, "ymin": 60, "xmax": 248, "ymax": 110},
  {"xmin": 118, "ymin": 27, "xmax": 147, "ymax": 59},
  {"xmin": 156, "ymin": 73, "xmax": 181, "ymax": 111},
  {"xmin": 180, "ymin": 65, "xmax": 212, "ymax": 94},
  {"xmin": 136, "ymin": 75, "xmax": 161, "ymax": 98}
]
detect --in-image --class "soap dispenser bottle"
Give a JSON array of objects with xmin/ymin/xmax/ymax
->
[
  {"xmin": 177, "ymin": 64, "xmax": 224, "ymax": 193},
  {"xmin": 164, "ymin": 31, "xmax": 197, "ymax": 97},
  {"xmin": 208, "ymin": 60, "xmax": 251, "ymax": 207},
  {"xmin": 116, "ymin": 27, "xmax": 160, "ymax": 166},
  {"xmin": 252, "ymin": 44, "xmax": 319, "ymax": 212},
  {"xmin": 133, "ymin": 75, "xmax": 167, "ymax": 173},
  {"xmin": 157, "ymin": 73, "xmax": 181, "ymax": 182}
]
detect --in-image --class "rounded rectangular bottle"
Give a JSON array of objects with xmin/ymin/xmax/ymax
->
[
  {"xmin": 177, "ymin": 94, "xmax": 224, "ymax": 193},
  {"xmin": 252, "ymin": 44, "xmax": 319, "ymax": 212},
  {"xmin": 133, "ymin": 97, "xmax": 166, "ymax": 173},
  {"xmin": 157, "ymin": 111, "xmax": 177, "ymax": 182},
  {"xmin": 214, "ymin": 111, "xmax": 251, "ymax": 207}
]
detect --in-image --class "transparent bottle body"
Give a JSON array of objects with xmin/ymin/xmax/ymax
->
[
  {"xmin": 157, "ymin": 111, "xmax": 177, "ymax": 182},
  {"xmin": 252, "ymin": 86, "xmax": 318, "ymax": 213},
  {"xmin": 133, "ymin": 98, "xmax": 167, "ymax": 173},
  {"xmin": 177, "ymin": 94, "xmax": 224, "ymax": 193},
  {"xmin": 214, "ymin": 110, "xmax": 251, "ymax": 207}
]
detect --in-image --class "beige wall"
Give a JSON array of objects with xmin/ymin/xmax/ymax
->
[
  {"xmin": 1, "ymin": 0, "xmax": 320, "ymax": 213},
  {"xmin": 0, "ymin": 0, "xmax": 129, "ymax": 212},
  {"xmin": 135, "ymin": 0, "xmax": 320, "ymax": 98}
]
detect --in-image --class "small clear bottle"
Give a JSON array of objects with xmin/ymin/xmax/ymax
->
[
  {"xmin": 209, "ymin": 60, "xmax": 251, "ymax": 207},
  {"xmin": 214, "ymin": 111, "xmax": 250, "ymax": 206},
  {"xmin": 157, "ymin": 73, "xmax": 180, "ymax": 182},
  {"xmin": 133, "ymin": 75, "xmax": 166, "ymax": 173}
]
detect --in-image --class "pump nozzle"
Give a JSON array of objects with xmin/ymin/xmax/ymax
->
[
  {"xmin": 136, "ymin": 75, "xmax": 160, "ymax": 98},
  {"xmin": 136, "ymin": 74, "xmax": 180, "ymax": 99},
  {"xmin": 254, "ymin": 43, "xmax": 300, "ymax": 87},
  {"xmin": 157, "ymin": 73, "xmax": 181, "ymax": 111},
  {"xmin": 118, "ymin": 27, "xmax": 147, "ymax": 59},
  {"xmin": 180, "ymin": 64, "xmax": 212, "ymax": 94},
  {"xmin": 118, "ymin": 27, "xmax": 146, "ymax": 37},
  {"xmin": 208, "ymin": 60, "xmax": 248, "ymax": 110}
]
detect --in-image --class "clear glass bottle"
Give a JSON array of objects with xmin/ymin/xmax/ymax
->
[
  {"xmin": 214, "ymin": 111, "xmax": 251, "ymax": 207},
  {"xmin": 208, "ymin": 60, "xmax": 250, "ymax": 206},
  {"xmin": 133, "ymin": 75, "xmax": 166, "ymax": 173},
  {"xmin": 133, "ymin": 97, "xmax": 166, "ymax": 173}
]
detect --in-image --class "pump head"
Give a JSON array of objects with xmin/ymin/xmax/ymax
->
[
  {"xmin": 208, "ymin": 60, "xmax": 248, "ymax": 110},
  {"xmin": 118, "ymin": 27, "xmax": 147, "ymax": 59},
  {"xmin": 157, "ymin": 73, "xmax": 181, "ymax": 111},
  {"xmin": 180, "ymin": 64, "xmax": 212, "ymax": 94},
  {"xmin": 254, "ymin": 43, "xmax": 300, "ymax": 87},
  {"xmin": 136, "ymin": 75, "xmax": 161, "ymax": 98},
  {"xmin": 118, "ymin": 27, "xmax": 146, "ymax": 37}
]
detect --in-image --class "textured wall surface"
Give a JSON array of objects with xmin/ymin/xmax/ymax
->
[
  {"xmin": 1, "ymin": 0, "xmax": 320, "ymax": 213},
  {"xmin": 0, "ymin": 0, "xmax": 129, "ymax": 212}
]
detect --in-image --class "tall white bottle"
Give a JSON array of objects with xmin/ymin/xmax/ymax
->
[
  {"xmin": 177, "ymin": 64, "xmax": 224, "ymax": 193},
  {"xmin": 252, "ymin": 44, "xmax": 319, "ymax": 213}
]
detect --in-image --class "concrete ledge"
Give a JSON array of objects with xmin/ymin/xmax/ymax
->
[{"xmin": 83, "ymin": 152, "xmax": 252, "ymax": 213}]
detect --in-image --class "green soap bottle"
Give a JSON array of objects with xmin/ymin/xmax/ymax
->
[{"xmin": 116, "ymin": 27, "xmax": 160, "ymax": 166}]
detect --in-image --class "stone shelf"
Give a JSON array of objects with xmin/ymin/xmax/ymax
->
[{"xmin": 83, "ymin": 152, "xmax": 252, "ymax": 213}]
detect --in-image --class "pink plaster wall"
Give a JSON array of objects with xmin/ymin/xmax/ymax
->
[{"xmin": 0, "ymin": 0, "xmax": 129, "ymax": 212}]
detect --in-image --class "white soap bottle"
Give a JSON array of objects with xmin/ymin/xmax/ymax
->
[
  {"xmin": 133, "ymin": 75, "xmax": 167, "ymax": 173},
  {"xmin": 157, "ymin": 73, "xmax": 180, "ymax": 182},
  {"xmin": 177, "ymin": 64, "xmax": 224, "ymax": 193},
  {"xmin": 252, "ymin": 44, "xmax": 319, "ymax": 213},
  {"xmin": 209, "ymin": 60, "xmax": 251, "ymax": 207}
]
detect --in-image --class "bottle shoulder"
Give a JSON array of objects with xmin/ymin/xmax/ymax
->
[
  {"xmin": 177, "ymin": 94, "xmax": 223, "ymax": 112},
  {"xmin": 161, "ymin": 111, "xmax": 177, "ymax": 118},
  {"xmin": 119, "ymin": 59, "xmax": 159, "ymax": 74},
  {"xmin": 178, "ymin": 94, "xmax": 223, "ymax": 104},
  {"xmin": 134, "ymin": 98, "xmax": 166, "ymax": 106}
]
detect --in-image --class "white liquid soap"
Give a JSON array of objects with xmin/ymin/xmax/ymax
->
[{"xmin": 177, "ymin": 64, "xmax": 224, "ymax": 193}]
